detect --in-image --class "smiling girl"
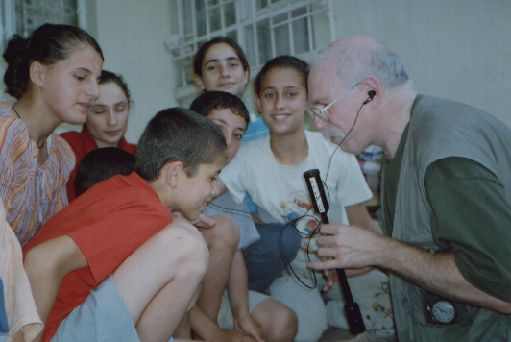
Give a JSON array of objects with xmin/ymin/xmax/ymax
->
[
  {"xmin": 1, "ymin": 23, "xmax": 103, "ymax": 246},
  {"xmin": 193, "ymin": 37, "xmax": 269, "ymax": 141}
]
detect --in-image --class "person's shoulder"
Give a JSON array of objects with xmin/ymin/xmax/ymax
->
[
  {"xmin": 239, "ymin": 135, "xmax": 270, "ymax": 156},
  {"xmin": 59, "ymin": 129, "xmax": 84, "ymax": 151},
  {"xmin": 306, "ymin": 130, "xmax": 335, "ymax": 150},
  {"xmin": 49, "ymin": 134, "xmax": 76, "ymax": 170},
  {"xmin": 306, "ymin": 130, "xmax": 356, "ymax": 161},
  {"xmin": 0, "ymin": 108, "xmax": 30, "ymax": 153},
  {"xmin": 0, "ymin": 105, "xmax": 23, "ymax": 131},
  {"xmin": 90, "ymin": 173, "xmax": 162, "ymax": 206},
  {"xmin": 118, "ymin": 137, "xmax": 137, "ymax": 155},
  {"xmin": 59, "ymin": 129, "xmax": 81, "ymax": 141},
  {"xmin": 411, "ymin": 95, "xmax": 500, "ymax": 131}
]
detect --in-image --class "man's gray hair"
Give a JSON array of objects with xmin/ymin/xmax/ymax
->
[{"xmin": 328, "ymin": 38, "xmax": 409, "ymax": 88}]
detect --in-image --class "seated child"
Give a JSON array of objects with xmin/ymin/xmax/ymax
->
[
  {"xmin": 189, "ymin": 91, "xmax": 297, "ymax": 342},
  {"xmin": 217, "ymin": 56, "xmax": 395, "ymax": 341},
  {"xmin": 23, "ymin": 108, "xmax": 228, "ymax": 342},
  {"xmin": 74, "ymin": 147, "xmax": 135, "ymax": 197}
]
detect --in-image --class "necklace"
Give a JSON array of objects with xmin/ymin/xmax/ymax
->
[{"xmin": 12, "ymin": 105, "xmax": 46, "ymax": 149}]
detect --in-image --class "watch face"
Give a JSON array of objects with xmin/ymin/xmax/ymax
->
[{"xmin": 431, "ymin": 300, "xmax": 456, "ymax": 324}]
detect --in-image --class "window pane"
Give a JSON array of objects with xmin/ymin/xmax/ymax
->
[
  {"xmin": 196, "ymin": 39, "xmax": 207, "ymax": 53},
  {"xmin": 175, "ymin": 59, "xmax": 185, "ymax": 87},
  {"xmin": 274, "ymin": 24, "xmax": 289, "ymax": 56},
  {"xmin": 15, "ymin": 0, "xmax": 79, "ymax": 36},
  {"xmin": 291, "ymin": 7, "xmax": 306, "ymax": 18},
  {"xmin": 311, "ymin": 11, "xmax": 330, "ymax": 51},
  {"xmin": 292, "ymin": 17, "xmax": 309, "ymax": 54},
  {"xmin": 226, "ymin": 30, "xmax": 237, "ymax": 40},
  {"xmin": 256, "ymin": 0, "xmax": 268, "ymax": 11},
  {"xmin": 184, "ymin": 57, "xmax": 194, "ymax": 85},
  {"xmin": 244, "ymin": 25, "xmax": 256, "ymax": 66},
  {"xmin": 209, "ymin": 6, "xmax": 221, "ymax": 32},
  {"xmin": 256, "ymin": 19, "xmax": 271, "ymax": 64},
  {"xmin": 272, "ymin": 13, "xmax": 287, "ymax": 25},
  {"xmin": 195, "ymin": 0, "xmax": 207, "ymax": 36},
  {"xmin": 224, "ymin": 2, "xmax": 235, "ymax": 27},
  {"xmin": 183, "ymin": 0, "xmax": 194, "ymax": 36}
]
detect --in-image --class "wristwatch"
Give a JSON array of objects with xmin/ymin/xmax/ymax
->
[{"xmin": 426, "ymin": 300, "xmax": 456, "ymax": 324}]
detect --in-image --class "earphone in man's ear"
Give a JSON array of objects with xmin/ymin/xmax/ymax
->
[{"xmin": 362, "ymin": 89, "xmax": 377, "ymax": 105}]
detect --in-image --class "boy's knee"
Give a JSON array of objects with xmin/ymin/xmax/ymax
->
[
  {"xmin": 204, "ymin": 215, "xmax": 239, "ymax": 252},
  {"xmin": 265, "ymin": 303, "xmax": 298, "ymax": 342},
  {"xmin": 158, "ymin": 223, "xmax": 209, "ymax": 279}
]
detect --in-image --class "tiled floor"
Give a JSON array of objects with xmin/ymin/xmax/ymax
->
[
  {"xmin": 320, "ymin": 329, "xmax": 396, "ymax": 341},
  {"xmin": 320, "ymin": 328, "xmax": 353, "ymax": 341}
]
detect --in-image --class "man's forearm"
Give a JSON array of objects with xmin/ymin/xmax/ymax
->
[{"xmin": 377, "ymin": 237, "xmax": 511, "ymax": 313}]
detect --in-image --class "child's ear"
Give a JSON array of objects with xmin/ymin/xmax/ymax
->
[
  {"xmin": 29, "ymin": 61, "xmax": 46, "ymax": 87},
  {"xmin": 242, "ymin": 69, "xmax": 249, "ymax": 87},
  {"xmin": 194, "ymin": 74, "xmax": 206, "ymax": 91},
  {"xmin": 163, "ymin": 161, "xmax": 184, "ymax": 187}
]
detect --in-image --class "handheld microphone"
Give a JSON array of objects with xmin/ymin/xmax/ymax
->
[{"xmin": 304, "ymin": 169, "xmax": 366, "ymax": 335}]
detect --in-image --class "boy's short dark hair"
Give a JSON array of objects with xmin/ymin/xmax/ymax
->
[
  {"xmin": 135, "ymin": 107, "xmax": 227, "ymax": 181},
  {"xmin": 189, "ymin": 90, "xmax": 250, "ymax": 126},
  {"xmin": 75, "ymin": 147, "xmax": 135, "ymax": 197}
]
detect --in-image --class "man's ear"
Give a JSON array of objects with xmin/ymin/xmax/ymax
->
[
  {"xmin": 29, "ymin": 61, "xmax": 46, "ymax": 87},
  {"xmin": 194, "ymin": 73, "xmax": 206, "ymax": 91},
  {"xmin": 162, "ymin": 160, "xmax": 184, "ymax": 187},
  {"xmin": 360, "ymin": 76, "xmax": 381, "ymax": 105}
]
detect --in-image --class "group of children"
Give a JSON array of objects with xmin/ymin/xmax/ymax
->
[{"xmin": 0, "ymin": 23, "xmax": 393, "ymax": 342}]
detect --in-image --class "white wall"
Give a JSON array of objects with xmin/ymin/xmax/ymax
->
[
  {"xmin": 94, "ymin": 0, "xmax": 178, "ymax": 143},
  {"xmin": 332, "ymin": 0, "xmax": 511, "ymax": 128}
]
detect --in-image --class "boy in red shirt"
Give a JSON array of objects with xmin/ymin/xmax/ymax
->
[{"xmin": 24, "ymin": 108, "xmax": 228, "ymax": 342}]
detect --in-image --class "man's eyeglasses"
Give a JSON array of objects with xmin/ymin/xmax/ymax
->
[
  {"xmin": 306, "ymin": 82, "xmax": 362, "ymax": 123},
  {"xmin": 305, "ymin": 97, "xmax": 341, "ymax": 123}
]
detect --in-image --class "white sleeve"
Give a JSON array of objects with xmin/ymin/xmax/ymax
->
[
  {"xmin": 334, "ymin": 153, "xmax": 373, "ymax": 207},
  {"xmin": 218, "ymin": 152, "xmax": 247, "ymax": 204}
]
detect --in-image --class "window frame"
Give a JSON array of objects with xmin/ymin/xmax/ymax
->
[
  {"xmin": 170, "ymin": 0, "xmax": 336, "ymax": 106},
  {"xmin": 0, "ymin": 0, "xmax": 89, "ymax": 51}
]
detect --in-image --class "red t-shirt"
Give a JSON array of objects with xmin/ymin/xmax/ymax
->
[
  {"xmin": 60, "ymin": 126, "xmax": 137, "ymax": 202},
  {"xmin": 24, "ymin": 173, "xmax": 172, "ymax": 341}
]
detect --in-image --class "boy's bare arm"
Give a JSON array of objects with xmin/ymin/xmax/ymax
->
[
  {"xmin": 24, "ymin": 235, "xmax": 87, "ymax": 324},
  {"xmin": 228, "ymin": 251, "xmax": 263, "ymax": 341}
]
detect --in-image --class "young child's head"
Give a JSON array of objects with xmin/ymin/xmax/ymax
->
[
  {"xmin": 254, "ymin": 56, "xmax": 309, "ymax": 136},
  {"xmin": 86, "ymin": 70, "xmax": 132, "ymax": 148},
  {"xmin": 75, "ymin": 147, "xmax": 135, "ymax": 197},
  {"xmin": 190, "ymin": 91, "xmax": 249, "ymax": 161},
  {"xmin": 3, "ymin": 23, "xmax": 103, "ymax": 123},
  {"xmin": 135, "ymin": 108, "xmax": 227, "ymax": 220},
  {"xmin": 193, "ymin": 37, "xmax": 250, "ymax": 97}
]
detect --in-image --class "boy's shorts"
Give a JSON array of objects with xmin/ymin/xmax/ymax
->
[
  {"xmin": 52, "ymin": 277, "xmax": 139, "ymax": 342},
  {"xmin": 243, "ymin": 223, "xmax": 301, "ymax": 292},
  {"xmin": 217, "ymin": 290, "xmax": 269, "ymax": 329}
]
